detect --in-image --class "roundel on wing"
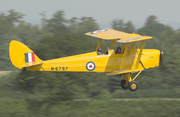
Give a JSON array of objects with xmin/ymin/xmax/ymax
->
[
  {"xmin": 90, "ymin": 29, "xmax": 108, "ymax": 34},
  {"xmin": 86, "ymin": 62, "xmax": 96, "ymax": 71}
]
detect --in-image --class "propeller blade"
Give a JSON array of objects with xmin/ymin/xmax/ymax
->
[
  {"xmin": 159, "ymin": 51, "xmax": 164, "ymax": 70},
  {"xmin": 160, "ymin": 53, "xmax": 164, "ymax": 66}
]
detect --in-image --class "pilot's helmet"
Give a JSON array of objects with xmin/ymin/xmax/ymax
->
[
  {"xmin": 117, "ymin": 46, "xmax": 121, "ymax": 50},
  {"xmin": 98, "ymin": 47, "xmax": 102, "ymax": 52}
]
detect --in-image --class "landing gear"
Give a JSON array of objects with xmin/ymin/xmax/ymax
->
[
  {"xmin": 129, "ymin": 81, "xmax": 138, "ymax": 91},
  {"xmin": 120, "ymin": 71, "xmax": 142, "ymax": 92},
  {"xmin": 120, "ymin": 80, "xmax": 129, "ymax": 89}
]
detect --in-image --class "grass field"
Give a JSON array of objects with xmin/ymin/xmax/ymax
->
[
  {"xmin": 0, "ymin": 71, "xmax": 11, "ymax": 78},
  {"xmin": 0, "ymin": 71, "xmax": 11, "ymax": 74},
  {"xmin": 0, "ymin": 98, "xmax": 180, "ymax": 117}
]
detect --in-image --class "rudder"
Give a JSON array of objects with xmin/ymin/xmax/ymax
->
[{"xmin": 9, "ymin": 40, "xmax": 42, "ymax": 69}]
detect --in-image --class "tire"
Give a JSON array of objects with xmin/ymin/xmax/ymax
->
[
  {"xmin": 121, "ymin": 80, "xmax": 129, "ymax": 89},
  {"xmin": 129, "ymin": 81, "xmax": 138, "ymax": 92}
]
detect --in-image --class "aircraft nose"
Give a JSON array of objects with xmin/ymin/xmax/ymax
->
[{"xmin": 159, "ymin": 50, "xmax": 163, "ymax": 67}]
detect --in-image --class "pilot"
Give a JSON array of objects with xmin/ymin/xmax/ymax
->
[
  {"xmin": 97, "ymin": 47, "xmax": 103, "ymax": 55},
  {"xmin": 115, "ymin": 47, "xmax": 121, "ymax": 54}
]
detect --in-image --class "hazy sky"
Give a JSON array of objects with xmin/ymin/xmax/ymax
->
[{"xmin": 1, "ymin": 0, "xmax": 180, "ymax": 29}]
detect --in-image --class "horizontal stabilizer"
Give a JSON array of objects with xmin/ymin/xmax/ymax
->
[{"xmin": 19, "ymin": 61, "xmax": 43, "ymax": 68}]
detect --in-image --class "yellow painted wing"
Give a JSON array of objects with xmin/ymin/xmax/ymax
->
[
  {"xmin": 85, "ymin": 28, "xmax": 129, "ymax": 40},
  {"xmin": 85, "ymin": 29, "xmax": 152, "ymax": 42},
  {"xmin": 117, "ymin": 36, "xmax": 152, "ymax": 43},
  {"xmin": 106, "ymin": 69, "xmax": 144, "ymax": 75}
]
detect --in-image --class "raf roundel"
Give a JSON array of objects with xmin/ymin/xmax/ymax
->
[
  {"xmin": 86, "ymin": 62, "xmax": 96, "ymax": 71},
  {"xmin": 90, "ymin": 29, "xmax": 108, "ymax": 34}
]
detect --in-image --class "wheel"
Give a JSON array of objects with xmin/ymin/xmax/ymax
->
[
  {"xmin": 121, "ymin": 80, "xmax": 129, "ymax": 89},
  {"xmin": 129, "ymin": 81, "xmax": 138, "ymax": 91}
]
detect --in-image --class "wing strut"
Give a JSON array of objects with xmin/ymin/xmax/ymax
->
[
  {"xmin": 110, "ymin": 39, "xmax": 116, "ymax": 49},
  {"xmin": 119, "ymin": 43, "xmax": 129, "ymax": 71},
  {"xmin": 135, "ymin": 40, "xmax": 145, "ymax": 68},
  {"xmin": 96, "ymin": 38, "xmax": 102, "ymax": 51}
]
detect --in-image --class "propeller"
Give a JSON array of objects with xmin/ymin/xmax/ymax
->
[
  {"xmin": 160, "ymin": 51, "xmax": 164, "ymax": 67},
  {"xmin": 159, "ymin": 38, "xmax": 164, "ymax": 69}
]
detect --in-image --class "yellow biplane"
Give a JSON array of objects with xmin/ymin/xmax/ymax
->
[{"xmin": 9, "ymin": 28, "xmax": 163, "ymax": 91}]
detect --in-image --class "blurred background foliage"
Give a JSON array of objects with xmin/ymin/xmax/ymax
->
[{"xmin": 0, "ymin": 9, "xmax": 180, "ymax": 116}]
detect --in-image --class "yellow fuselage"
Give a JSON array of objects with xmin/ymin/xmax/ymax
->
[{"xmin": 26, "ymin": 49, "xmax": 160, "ymax": 73}]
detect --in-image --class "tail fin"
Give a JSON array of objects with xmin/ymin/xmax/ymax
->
[{"xmin": 9, "ymin": 40, "xmax": 42, "ymax": 69}]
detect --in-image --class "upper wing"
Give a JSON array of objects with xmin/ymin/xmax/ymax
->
[
  {"xmin": 85, "ymin": 28, "xmax": 129, "ymax": 40},
  {"xmin": 85, "ymin": 28, "xmax": 152, "ymax": 42}
]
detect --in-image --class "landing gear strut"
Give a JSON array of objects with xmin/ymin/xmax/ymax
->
[{"xmin": 120, "ymin": 71, "xmax": 142, "ymax": 92}]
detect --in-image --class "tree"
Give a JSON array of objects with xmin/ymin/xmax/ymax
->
[
  {"xmin": 46, "ymin": 10, "xmax": 68, "ymax": 33},
  {"xmin": 39, "ymin": 11, "xmax": 47, "ymax": 28},
  {"xmin": 145, "ymin": 15, "xmax": 158, "ymax": 26},
  {"xmin": 111, "ymin": 19, "xmax": 125, "ymax": 31},
  {"xmin": 68, "ymin": 17, "xmax": 78, "ymax": 32},
  {"xmin": 69, "ymin": 17, "xmax": 99, "ymax": 34},
  {"xmin": 0, "ymin": 18, "xmax": 17, "ymax": 70},
  {"xmin": 0, "ymin": 9, "xmax": 25, "ymax": 27},
  {"xmin": 138, "ymin": 22, "xmax": 165, "ymax": 37},
  {"xmin": 16, "ymin": 21, "xmax": 49, "ymax": 45},
  {"xmin": 124, "ymin": 21, "xmax": 135, "ymax": 33},
  {"xmin": 165, "ymin": 44, "xmax": 180, "ymax": 85},
  {"xmin": 111, "ymin": 19, "xmax": 135, "ymax": 33}
]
